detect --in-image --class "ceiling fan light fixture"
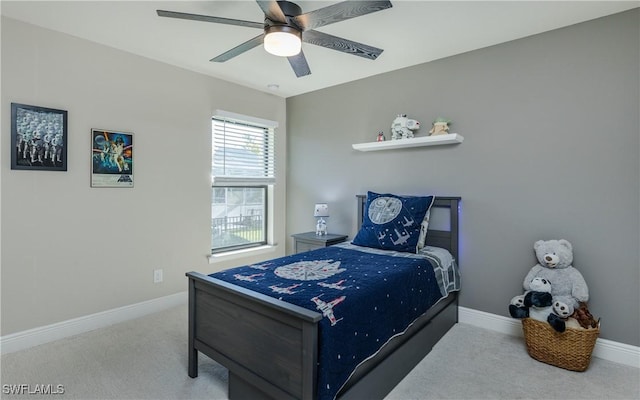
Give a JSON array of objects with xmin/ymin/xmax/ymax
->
[{"xmin": 264, "ymin": 25, "xmax": 302, "ymax": 57}]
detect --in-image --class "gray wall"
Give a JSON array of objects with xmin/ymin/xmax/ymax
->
[
  {"xmin": 286, "ymin": 10, "xmax": 639, "ymax": 346},
  {"xmin": 1, "ymin": 17, "xmax": 288, "ymax": 335}
]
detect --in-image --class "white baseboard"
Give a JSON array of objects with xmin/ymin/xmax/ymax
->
[
  {"xmin": 2, "ymin": 296, "xmax": 636, "ymax": 369},
  {"xmin": 1, "ymin": 291, "xmax": 188, "ymax": 355},
  {"xmin": 459, "ymin": 306, "xmax": 640, "ymax": 369}
]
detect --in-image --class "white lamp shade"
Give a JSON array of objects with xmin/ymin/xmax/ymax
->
[
  {"xmin": 314, "ymin": 203, "xmax": 329, "ymax": 218},
  {"xmin": 264, "ymin": 26, "xmax": 302, "ymax": 57}
]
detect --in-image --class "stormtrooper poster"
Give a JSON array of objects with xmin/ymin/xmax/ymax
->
[
  {"xmin": 91, "ymin": 129, "xmax": 134, "ymax": 187},
  {"xmin": 11, "ymin": 103, "xmax": 68, "ymax": 171}
]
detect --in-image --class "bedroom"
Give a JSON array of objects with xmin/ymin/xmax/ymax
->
[{"xmin": 1, "ymin": 1, "xmax": 639, "ymax": 398}]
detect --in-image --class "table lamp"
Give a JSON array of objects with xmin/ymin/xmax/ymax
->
[{"xmin": 314, "ymin": 203, "xmax": 329, "ymax": 236}]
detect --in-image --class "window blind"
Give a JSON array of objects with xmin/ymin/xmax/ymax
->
[{"xmin": 212, "ymin": 115, "xmax": 276, "ymax": 185}]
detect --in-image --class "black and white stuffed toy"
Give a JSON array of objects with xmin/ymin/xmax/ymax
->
[{"xmin": 509, "ymin": 277, "xmax": 553, "ymax": 322}]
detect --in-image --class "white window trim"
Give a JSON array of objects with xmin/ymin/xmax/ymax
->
[
  {"xmin": 214, "ymin": 109, "xmax": 278, "ymax": 129},
  {"xmin": 208, "ymin": 243, "xmax": 278, "ymax": 264},
  {"xmin": 211, "ymin": 110, "xmax": 278, "ymax": 256}
]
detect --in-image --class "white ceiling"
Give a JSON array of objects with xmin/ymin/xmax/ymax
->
[{"xmin": 2, "ymin": 1, "xmax": 637, "ymax": 98}]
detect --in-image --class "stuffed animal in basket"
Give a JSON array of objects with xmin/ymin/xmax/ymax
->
[
  {"xmin": 510, "ymin": 239, "xmax": 589, "ymax": 332},
  {"xmin": 509, "ymin": 277, "xmax": 553, "ymax": 322},
  {"xmin": 570, "ymin": 302, "xmax": 599, "ymax": 329},
  {"xmin": 509, "ymin": 276, "xmax": 575, "ymax": 330}
]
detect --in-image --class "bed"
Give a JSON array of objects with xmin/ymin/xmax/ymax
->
[{"xmin": 186, "ymin": 194, "xmax": 460, "ymax": 400}]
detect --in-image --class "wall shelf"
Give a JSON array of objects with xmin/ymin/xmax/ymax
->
[{"xmin": 352, "ymin": 133, "xmax": 464, "ymax": 152}]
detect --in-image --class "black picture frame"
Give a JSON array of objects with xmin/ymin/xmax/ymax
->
[{"xmin": 11, "ymin": 103, "xmax": 68, "ymax": 171}]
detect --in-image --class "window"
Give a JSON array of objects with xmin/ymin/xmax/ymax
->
[{"xmin": 211, "ymin": 111, "xmax": 277, "ymax": 253}]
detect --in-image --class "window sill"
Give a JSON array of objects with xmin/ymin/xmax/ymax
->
[{"xmin": 208, "ymin": 244, "xmax": 278, "ymax": 264}]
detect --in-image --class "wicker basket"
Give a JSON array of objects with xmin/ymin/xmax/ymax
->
[{"xmin": 522, "ymin": 318, "xmax": 600, "ymax": 372}]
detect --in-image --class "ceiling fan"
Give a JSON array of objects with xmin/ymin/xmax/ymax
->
[{"xmin": 157, "ymin": 1, "xmax": 393, "ymax": 78}]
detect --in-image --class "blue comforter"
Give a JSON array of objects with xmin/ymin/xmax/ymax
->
[{"xmin": 210, "ymin": 243, "xmax": 459, "ymax": 400}]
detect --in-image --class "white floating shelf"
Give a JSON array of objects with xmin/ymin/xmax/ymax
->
[{"xmin": 352, "ymin": 133, "xmax": 464, "ymax": 152}]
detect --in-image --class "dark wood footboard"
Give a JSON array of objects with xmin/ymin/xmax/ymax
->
[{"xmin": 187, "ymin": 271, "xmax": 322, "ymax": 400}]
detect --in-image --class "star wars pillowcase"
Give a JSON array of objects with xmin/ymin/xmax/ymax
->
[{"xmin": 352, "ymin": 191, "xmax": 434, "ymax": 253}]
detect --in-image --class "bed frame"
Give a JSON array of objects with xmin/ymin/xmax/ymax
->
[{"xmin": 186, "ymin": 195, "xmax": 461, "ymax": 400}]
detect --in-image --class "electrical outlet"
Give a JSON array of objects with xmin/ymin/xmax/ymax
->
[{"xmin": 153, "ymin": 269, "xmax": 163, "ymax": 283}]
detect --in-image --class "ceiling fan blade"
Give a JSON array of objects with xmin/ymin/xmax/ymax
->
[
  {"xmin": 157, "ymin": 10, "xmax": 263, "ymax": 29},
  {"xmin": 210, "ymin": 34, "xmax": 264, "ymax": 62},
  {"xmin": 303, "ymin": 30, "xmax": 383, "ymax": 60},
  {"xmin": 255, "ymin": 0, "xmax": 287, "ymax": 23},
  {"xmin": 293, "ymin": 1, "xmax": 392, "ymax": 31},
  {"xmin": 288, "ymin": 51, "xmax": 311, "ymax": 77}
]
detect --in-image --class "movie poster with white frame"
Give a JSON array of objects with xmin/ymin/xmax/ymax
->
[{"xmin": 91, "ymin": 129, "xmax": 134, "ymax": 188}]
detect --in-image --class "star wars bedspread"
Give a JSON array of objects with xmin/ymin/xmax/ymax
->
[{"xmin": 210, "ymin": 242, "xmax": 460, "ymax": 400}]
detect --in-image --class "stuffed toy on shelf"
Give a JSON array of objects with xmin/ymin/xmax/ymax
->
[
  {"xmin": 429, "ymin": 117, "xmax": 451, "ymax": 136},
  {"xmin": 390, "ymin": 114, "xmax": 420, "ymax": 140}
]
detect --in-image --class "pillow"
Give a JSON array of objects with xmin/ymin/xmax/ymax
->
[
  {"xmin": 417, "ymin": 208, "xmax": 431, "ymax": 250},
  {"xmin": 352, "ymin": 191, "xmax": 435, "ymax": 253}
]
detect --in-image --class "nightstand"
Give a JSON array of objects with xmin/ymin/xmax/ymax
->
[{"xmin": 291, "ymin": 232, "xmax": 349, "ymax": 254}]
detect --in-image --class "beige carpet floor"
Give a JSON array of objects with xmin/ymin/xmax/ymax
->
[{"xmin": 2, "ymin": 304, "xmax": 638, "ymax": 399}]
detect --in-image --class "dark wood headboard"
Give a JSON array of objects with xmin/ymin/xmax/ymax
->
[{"xmin": 356, "ymin": 195, "xmax": 461, "ymax": 261}]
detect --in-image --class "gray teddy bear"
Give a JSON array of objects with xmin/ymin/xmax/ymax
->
[{"xmin": 510, "ymin": 239, "xmax": 589, "ymax": 332}]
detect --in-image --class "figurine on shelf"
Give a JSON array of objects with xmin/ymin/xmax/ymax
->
[
  {"xmin": 391, "ymin": 114, "xmax": 420, "ymax": 140},
  {"xmin": 429, "ymin": 117, "xmax": 451, "ymax": 136},
  {"xmin": 376, "ymin": 131, "xmax": 386, "ymax": 142}
]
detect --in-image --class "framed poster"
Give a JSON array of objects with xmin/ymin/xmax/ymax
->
[
  {"xmin": 11, "ymin": 103, "xmax": 68, "ymax": 171},
  {"xmin": 91, "ymin": 129, "xmax": 134, "ymax": 187}
]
